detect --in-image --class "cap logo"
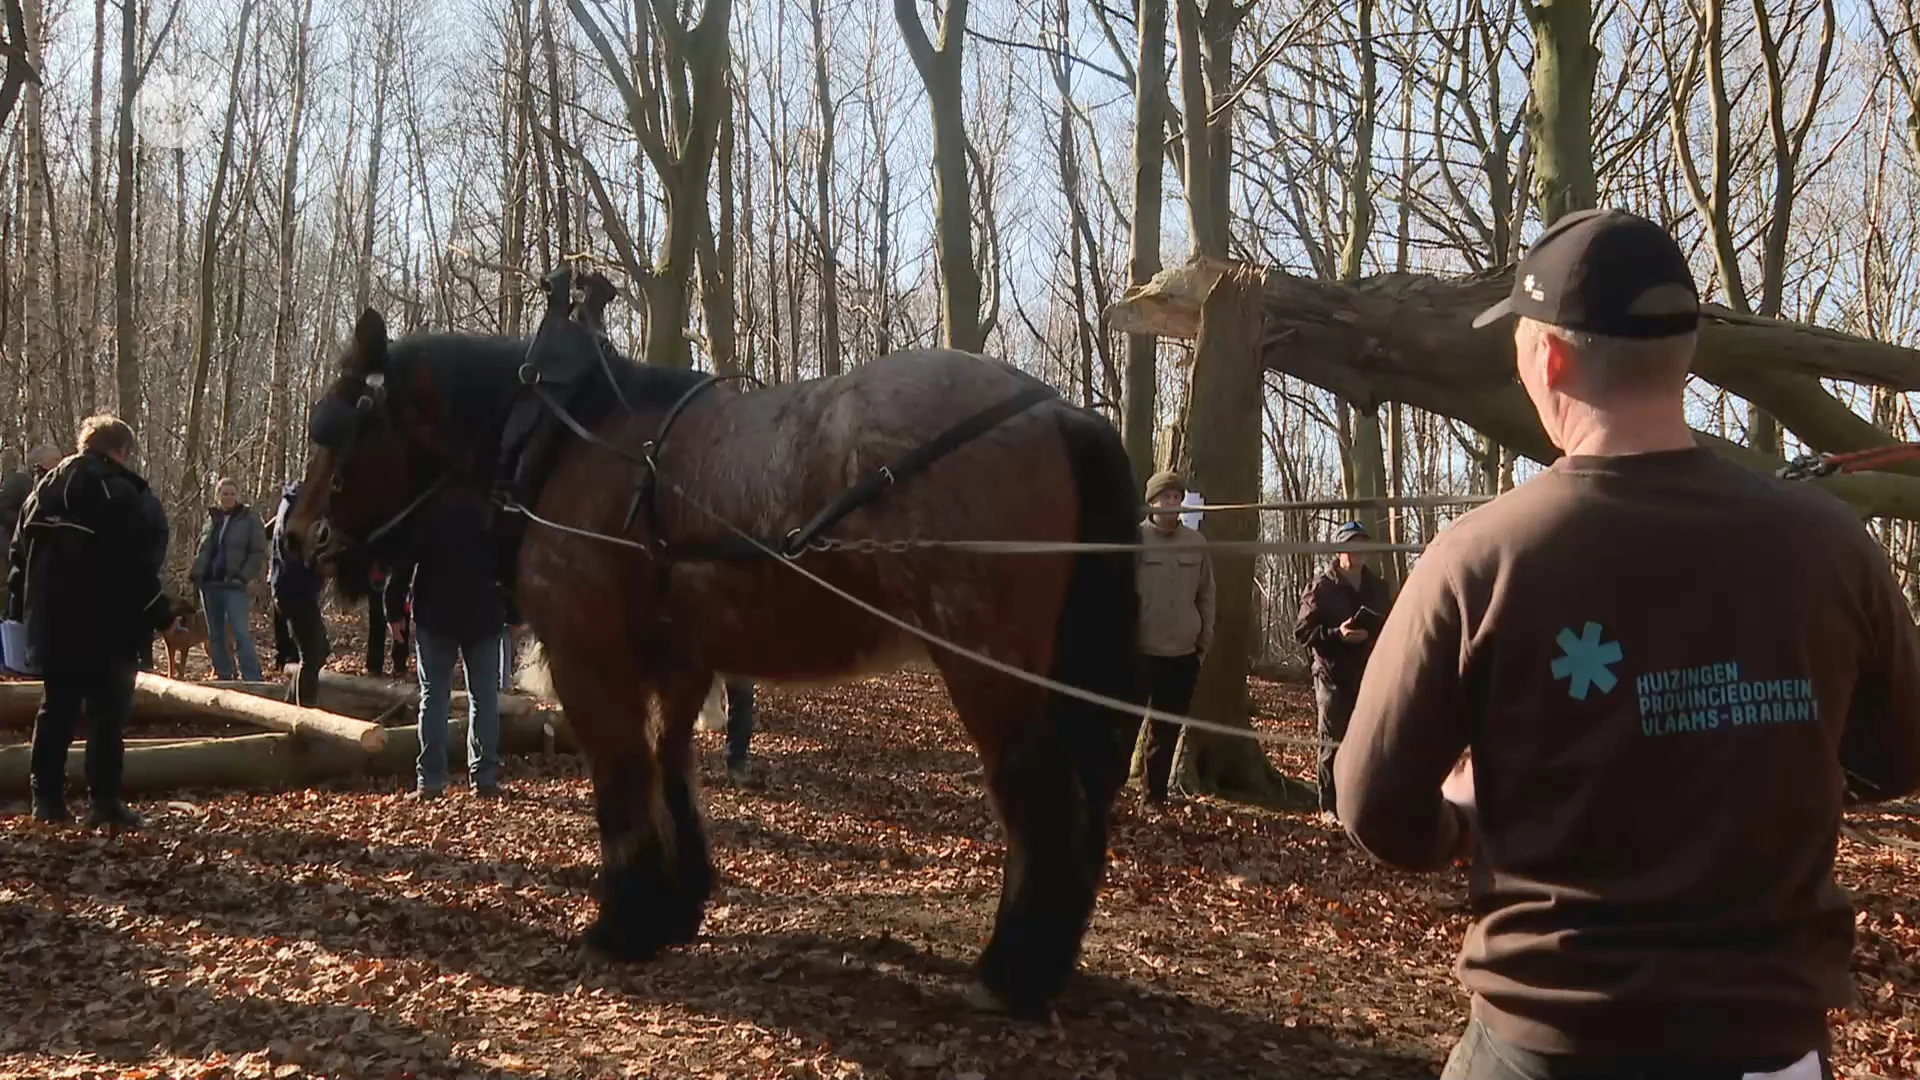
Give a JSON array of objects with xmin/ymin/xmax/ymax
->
[{"xmin": 1523, "ymin": 274, "xmax": 1546, "ymax": 302}]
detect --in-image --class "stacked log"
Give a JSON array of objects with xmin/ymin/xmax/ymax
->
[{"xmin": 0, "ymin": 671, "xmax": 575, "ymax": 796}]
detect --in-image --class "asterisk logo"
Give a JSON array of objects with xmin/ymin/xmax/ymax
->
[{"xmin": 1551, "ymin": 622, "xmax": 1622, "ymax": 700}]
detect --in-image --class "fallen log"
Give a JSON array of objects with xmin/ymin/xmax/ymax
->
[
  {"xmin": 2, "ymin": 679, "xmax": 288, "ymax": 729},
  {"xmin": 314, "ymin": 669, "xmax": 574, "ymax": 751},
  {"xmin": 0, "ymin": 704, "xmax": 571, "ymax": 795},
  {"xmin": 133, "ymin": 673, "xmax": 386, "ymax": 752},
  {"xmin": 314, "ymin": 669, "xmax": 539, "ymax": 719},
  {"xmin": 0, "ymin": 732, "xmax": 348, "ymax": 794}
]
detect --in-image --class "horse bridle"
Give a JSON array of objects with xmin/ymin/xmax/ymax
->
[{"xmin": 306, "ymin": 369, "xmax": 460, "ymax": 559}]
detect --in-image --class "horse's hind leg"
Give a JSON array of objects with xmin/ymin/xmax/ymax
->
[
  {"xmin": 940, "ymin": 663, "xmax": 1101, "ymax": 1018},
  {"xmin": 542, "ymin": 645, "xmax": 711, "ymax": 959}
]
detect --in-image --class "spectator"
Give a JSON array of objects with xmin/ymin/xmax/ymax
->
[
  {"xmin": 0, "ymin": 445, "xmax": 63, "ymax": 589},
  {"xmin": 190, "ymin": 477, "xmax": 267, "ymax": 682},
  {"xmin": 724, "ymin": 678, "xmax": 756, "ymax": 785},
  {"xmin": 1133, "ymin": 470, "xmax": 1215, "ymax": 807},
  {"xmin": 389, "ymin": 490, "xmax": 509, "ymax": 799},
  {"xmin": 1336, "ymin": 209, "xmax": 1920, "ymax": 1078},
  {"xmin": 269, "ymin": 482, "xmax": 328, "ymax": 707},
  {"xmin": 5, "ymin": 416, "xmax": 172, "ymax": 827},
  {"xmin": 1293, "ymin": 520, "xmax": 1392, "ymax": 824}
]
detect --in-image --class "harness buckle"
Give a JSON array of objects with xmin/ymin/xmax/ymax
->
[
  {"xmin": 878, "ymin": 466, "xmax": 896, "ymax": 486},
  {"xmin": 518, "ymin": 363, "xmax": 542, "ymax": 386}
]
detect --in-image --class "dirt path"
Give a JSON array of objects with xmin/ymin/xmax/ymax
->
[{"xmin": 3, "ymin": 674, "xmax": 1915, "ymax": 1079}]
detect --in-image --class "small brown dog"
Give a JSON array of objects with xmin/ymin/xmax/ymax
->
[{"xmin": 160, "ymin": 598, "xmax": 209, "ymax": 679}]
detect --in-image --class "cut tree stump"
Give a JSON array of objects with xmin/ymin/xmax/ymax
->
[{"xmin": 133, "ymin": 673, "xmax": 386, "ymax": 752}]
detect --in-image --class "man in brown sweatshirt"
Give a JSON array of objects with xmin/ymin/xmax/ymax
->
[
  {"xmin": 1335, "ymin": 208, "xmax": 1920, "ymax": 1079},
  {"xmin": 1134, "ymin": 470, "xmax": 1215, "ymax": 806}
]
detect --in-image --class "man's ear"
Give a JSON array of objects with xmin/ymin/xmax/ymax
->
[{"xmin": 1541, "ymin": 329, "xmax": 1574, "ymax": 391}]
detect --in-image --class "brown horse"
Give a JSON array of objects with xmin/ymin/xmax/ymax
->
[{"xmin": 286, "ymin": 298, "xmax": 1143, "ymax": 1016}]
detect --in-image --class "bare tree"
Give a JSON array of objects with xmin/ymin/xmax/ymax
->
[
  {"xmin": 569, "ymin": 0, "xmax": 733, "ymax": 368},
  {"xmin": 181, "ymin": 0, "xmax": 259, "ymax": 502},
  {"xmin": 894, "ymin": 0, "xmax": 983, "ymax": 352}
]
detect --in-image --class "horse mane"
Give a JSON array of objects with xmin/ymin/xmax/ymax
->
[{"xmin": 380, "ymin": 328, "xmax": 709, "ymax": 448}]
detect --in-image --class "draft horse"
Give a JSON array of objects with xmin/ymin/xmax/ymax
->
[{"xmin": 285, "ymin": 281, "xmax": 1144, "ymax": 1015}]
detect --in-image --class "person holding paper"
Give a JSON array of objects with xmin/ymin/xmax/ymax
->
[{"xmin": 1293, "ymin": 519, "xmax": 1391, "ymax": 823}]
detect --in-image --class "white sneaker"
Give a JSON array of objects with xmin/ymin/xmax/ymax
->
[{"xmin": 1318, "ymin": 810, "xmax": 1340, "ymax": 827}]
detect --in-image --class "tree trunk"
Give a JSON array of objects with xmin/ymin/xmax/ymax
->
[
  {"xmin": 809, "ymin": 0, "xmax": 841, "ymax": 375},
  {"xmin": 132, "ymin": 673, "xmax": 387, "ymax": 752},
  {"xmin": 265, "ymin": 0, "xmax": 312, "ymax": 488},
  {"xmin": 1525, "ymin": 0, "xmax": 1597, "ymax": 223},
  {"xmin": 536, "ymin": 0, "xmax": 571, "ymax": 262},
  {"xmin": 1172, "ymin": 266, "xmax": 1316, "ymax": 809},
  {"xmin": 112, "ymin": 0, "xmax": 139, "ymax": 428},
  {"xmin": 180, "ymin": 0, "xmax": 256, "ymax": 505},
  {"xmin": 1111, "ymin": 256, "xmax": 1920, "ymax": 522},
  {"xmin": 83, "ymin": 0, "xmax": 106, "ymax": 410},
  {"xmin": 19, "ymin": 0, "xmax": 45, "ymax": 442},
  {"xmin": 1123, "ymin": 0, "xmax": 1167, "ymax": 479},
  {"xmin": 356, "ymin": 4, "xmax": 394, "ymax": 316},
  {"xmin": 894, "ymin": 0, "xmax": 982, "ymax": 352},
  {"xmin": 1339, "ymin": 0, "xmax": 1390, "ymax": 554}
]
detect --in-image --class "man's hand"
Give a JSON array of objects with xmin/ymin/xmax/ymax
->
[
  {"xmin": 388, "ymin": 621, "xmax": 409, "ymax": 640},
  {"xmin": 1440, "ymin": 755, "xmax": 1478, "ymax": 862},
  {"xmin": 1338, "ymin": 616, "xmax": 1370, "ymax": 643}
]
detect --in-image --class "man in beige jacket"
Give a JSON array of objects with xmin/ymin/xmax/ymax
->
[{"xmin": 1135, "ymin": 470, "xmax": 1215, "ymax": 805}]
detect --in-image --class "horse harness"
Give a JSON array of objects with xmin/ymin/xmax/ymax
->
[{"xmin": 510, "ymin": 268, "xmax": 1061, "ymax": 564}]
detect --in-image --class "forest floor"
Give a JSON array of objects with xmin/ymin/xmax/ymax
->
[{"xmin": 2, "ymin": 616, "xmax": 1918, "ymax": 1079}]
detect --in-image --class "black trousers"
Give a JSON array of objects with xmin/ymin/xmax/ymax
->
[
  {"xmin": 272, "ymin": 605, "xmax": 298, "ymax": 667},
  {"xmin": 274, "ymin": 592, "xmax": 330, "ymax": 707},
  {"xmin": 31, "ymin": 661, "xmax": 138, "ymax": 805},
  {"xmin": 1139, "ymin": 653, "xmax": 1201, "ymax": 801},
  {"xmin": 1314, "ymin": 680, "xmax": 1357, "ymax": 814},
  {"xmin": 365, "ymin": 588, "xmax": 409, "ymax": 677}
]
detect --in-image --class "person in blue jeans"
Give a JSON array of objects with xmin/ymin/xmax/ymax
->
[
  {"xmin": 190, "ymin": 477, "xmax": 267, "ymax": 682},
  {"xmin": 724, "ymin": 678, "xmax": 755, "ymax": 784},
  {"xmin": 387, "ymin": 490, "xmax": 509, "ymax": 799}
]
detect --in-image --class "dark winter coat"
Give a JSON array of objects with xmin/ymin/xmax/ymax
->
[
  {"xmin": 269, "ymin": 482, "xmax": 320, "ymax": 603},
  {"xmin": 0, "ymin": 464, "xmax": 43, "ymax": 558},
  {"xmin": 4, "ymin": 451, "xmax": 172, "ymax": 671},
  {"xmin": 1293, "ymin": 563, "xmax": 1393, "ymax": 694},
  {"xmin": 190, "ymin": 502, "xmax": 268, "ymax": 587},
  {"xmin": 387, "ymin": 491, "xmax": 509, "ymax": 647}
]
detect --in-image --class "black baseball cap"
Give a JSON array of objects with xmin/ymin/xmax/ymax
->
[{"xmin": 1472, "ymin": 209, "xmax": 1699, "ymax": 339}]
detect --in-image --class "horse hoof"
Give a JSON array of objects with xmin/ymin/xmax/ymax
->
[
  {"xmin": 965, "ymin": 980, "xmax": 1054, "ymax": 1022},
  {"xmin": 962, "ymin": 981, "xmax": 1010, "ymax": 1014},
  {"xmin": 583, "ymin": 917, "xmax": 662, "ymax": 962}
]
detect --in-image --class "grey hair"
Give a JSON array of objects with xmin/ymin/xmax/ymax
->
[{"xmin": 1522, "ymin": 319, "xmax": 1698, "ymax": 395}]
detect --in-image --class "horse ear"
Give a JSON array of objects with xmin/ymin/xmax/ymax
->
[{"xmin": 350, "ymin": 308, "xmax": 389, "ymax": 374}]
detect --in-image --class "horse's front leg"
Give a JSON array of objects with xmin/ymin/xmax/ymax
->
[
  {"xmin": 542, "ymin": 640, "xmax": 711, "ymax": 959},
  {"xmin": 649, "ymin": 665, "xmax": 718, "ymax": 946}
]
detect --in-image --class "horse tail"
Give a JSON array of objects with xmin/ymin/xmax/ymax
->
[{"xmin": 1048, "ymin": 405, "xmax": 1144, "ymax": 812}]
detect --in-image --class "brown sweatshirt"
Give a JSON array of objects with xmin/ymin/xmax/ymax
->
[{"xmin": 1334, "ymin": 447, "xmax": 1920, "ymax": 1057}]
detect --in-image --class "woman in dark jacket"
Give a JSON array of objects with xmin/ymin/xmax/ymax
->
[
  {"xmin": 389, "ymin": 490, "xmax": 509, "ymax": 798},
  {"xmin": 190, "ymin": 477, "xmax": 268, "ymax": 682}
]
